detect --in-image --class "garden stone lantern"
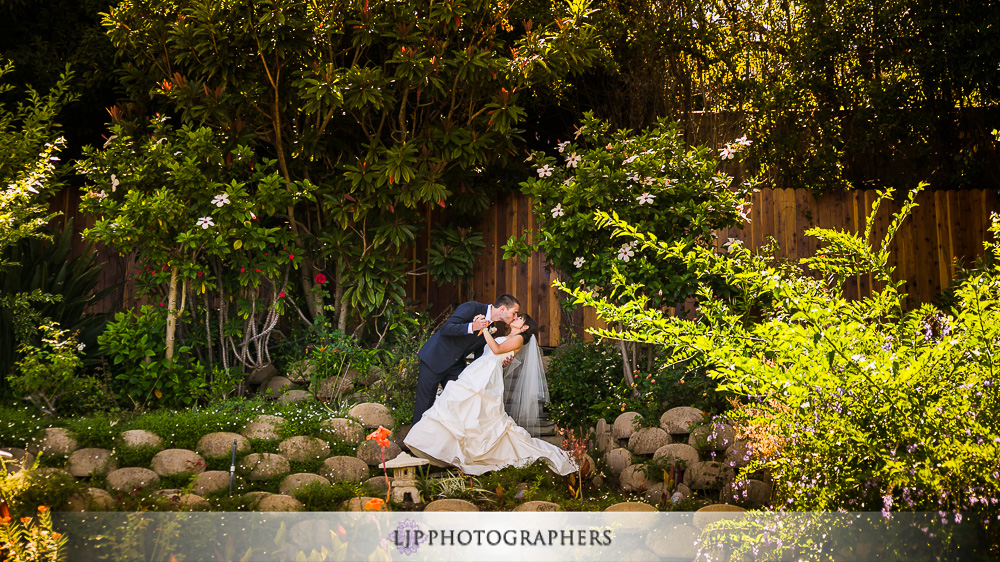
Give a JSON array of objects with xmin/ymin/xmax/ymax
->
[{"xmin": 382, "ymin": 452, "xmax": 429, "ymax": 504}]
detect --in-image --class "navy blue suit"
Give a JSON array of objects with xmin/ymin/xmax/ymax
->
[{"xmin": 412, "ymin": 301, "xmax": 489, "ymax": 424}]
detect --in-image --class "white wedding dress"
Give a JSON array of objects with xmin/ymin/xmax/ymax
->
[{"xmin": 404, "ymin": 338, "xmax": 578, "ymax": 476}]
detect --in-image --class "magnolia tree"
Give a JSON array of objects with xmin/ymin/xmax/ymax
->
[
  {"xmin": 78, "ymin": 118, "xmax": 305, "ymax": 373},
  {"xmin": 508, "ymin": 111, "xmax": 752, "ymax": 386}
]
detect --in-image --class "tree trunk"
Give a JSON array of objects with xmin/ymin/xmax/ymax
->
[
  {"xmin": 166, "ymin": 267, "xmax": 179, "ymax": 362},
  {"xmin": 617, "ymin": 324, "xmax": 639, "ymax": 398}
]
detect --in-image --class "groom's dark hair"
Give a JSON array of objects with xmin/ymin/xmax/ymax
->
[{"xmin": 494, "ymin": 293, "xmax": 519, "ymax": 309}]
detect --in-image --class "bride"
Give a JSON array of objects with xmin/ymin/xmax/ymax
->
[{"xmin": 404, "ymin": 313, "xmax": 577, "ymax": 476}]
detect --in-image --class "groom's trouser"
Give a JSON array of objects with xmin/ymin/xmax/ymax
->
[{"xmin": 412, "ymin": 359, "xmax": 465, "ymax": 425}]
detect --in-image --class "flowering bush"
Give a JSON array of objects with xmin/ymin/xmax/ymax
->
[
  {"xmin": 10, "ymin": 323, "xmax": 100, "ymax": 416},
  {"xmin": 0, "ymin": 505, "xmax": 67, "ymax": 562}
]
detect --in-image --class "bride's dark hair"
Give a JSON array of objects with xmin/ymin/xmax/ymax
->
[{"xmin": 519, "ymin": 313, "xmax": 539, "ymax": 342}]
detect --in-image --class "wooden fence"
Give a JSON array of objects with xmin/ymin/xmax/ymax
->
[{"xmin": 410, "ymin": 189, "xmax": 1000, "ymax": 347}]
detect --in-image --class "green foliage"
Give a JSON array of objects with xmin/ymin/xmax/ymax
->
[
  {"xmin": 0, "ymin": 407, "xmax": 47, "ymax": 446},
  {"xmin": 10, "ymin": 323, "xmax": 102, "ymax": 416},
  {"xmin": 291, "ymin": 481, "xmax": 369, "ymax": 512},
  {"xmin": 425, "ymin": 226, "xmax": 486, "ymax": 286},
  {"xmin": 546, "ymin": 339, "xmax": 622, "ymax": 429},
  {"xmin": 0, "ymin": 504, "xmax": 68, "ymax": 562}
]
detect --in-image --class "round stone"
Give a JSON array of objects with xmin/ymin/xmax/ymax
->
[
  {"xmin": 107, "ymin": 467, "xmax": 160, "ymax": 493},
  {"xmin": 0, "ymin": 448, "xmax": 34, "ymax": 474},
  {"xmin": 684, "ymin": 460, "xmax": 734, "ymax": 490},
  {"xmin": 278, "ymin": 436, "xmax": 330, "ymax": 462},
  {"xmin": 279, "ymin": 473, "xmax": 331, "ymax": 496},
  {"xmin": 344, "ymin": 496, "xmax": 381, "ymax": 512},
  {"xmin": 648, "ymin": 524, "xmax": 699, "ymax": 558},
  {"xmin": 320, "ymin": 418, "xmax": 366, "ymax": 444},
  {"xmin": 355, "ymin": 439, "xmax": 401, "ymax": 466},
  {"xmin": 67, "ymin": 448, "xmax": 117, "ymax": 478},
  {"xmin": 319, "ymin": 456, "xmax": 369, "ymax": 483},
  {"xmin": 242, "ymin": 491, "xmax": 273, "ymax": 506},
  {"xmin": 628, "ymin": 427, "xmax": 672, "ymax": 455},
  {"xmin": 596, "ymin": 418, "xmax": 609, "ymax": 434},
  {"xmin": 278, "ymin": 390, "xmax": 314, "ymax": 405},
  {"xmin": 191, "ymin": 471, "xmax": 236, "ymax": 496},
  {"xmin": 347, "ymin": 403, "xmax": 395, "ymax": 429},
  {"xmin": 365, "ymin": 476, "xmax": 392, "ymax": 495},
  {"xmin": 688, "ymin": 422, "xmax": 737, "ymax": 451},
  {"xmin": 261, "ymin": 376, "xmax": 294, "ymax": 396},
  {"xmin": 722, "ymin": 478, "xmax": 772, "ymax": 507},
  {"xmin": 239, "ymin": 453, "xmax": 291, "ymax": 481},
  {"xmin": 641, "ymin": 482, "xmax": 668, "ymax": 505},
  {"xmin": 604, "ymin": 502, "xmax": 657, "ymax": 512},
  {"xmin": 241, "ymin": 415, "xmax": 285, "ymax": 441},
  {"xmin": 66, "ymin": 487, "xmax": 115, "ymax": 512},
  {"xmin": 513, "ymin": 501, "xmax": 562, "ymax": 512},
  {"xmin": 595, "ymin": 431, "xmax": 616, "ymax": 454},
  {"xmin": 724, "ymin": 441, "xmax": 752, "ymax": 468},
  {"xmin": 605, "ymin": 447, "xmax": 632, "ymax": 477},
  {"xmin": 197, "ymin": 432, "xmax": 250, "ymax": 458},
  {"xmin": 659, "ymin": 407, "xmax": 707, "ymax": 434},
  {"xmin": 619, "ymin": 464, "xmax": 649, "ymax": 492},
  {"xmin": 119, "ymin": 430, "xmax": 163, "ymax": 450},
  {"xmin": 424, "ymin": 499, "xmax": 479, "ymax": 512},
  {"xmin": 693, "ymin": 504, "xmax": 747, "ymax": 529},
  {"xmin": 652, "ymin": 443, "xmax": 700, "ymax": 469},
  {"xmin": 286, "ymin": 360, "xmax": 315, "ymax": 383},
  {"xmin": 151, "ymin": 449, "xmax": 206, "ymax": 477},
  {"xmin": 256, "ymin": 494, "xmax": 304, "ymax": 512},
  {"xmin": 160, "ymin": 493, "xmax": 210, "ymax": 511},
  {"xmin": 28, "ymin": 428, "xmax": 78, "ymax": 456},
  {"xmin": 612, "ymin": 412, "xmax": 643, "ymax": 439}
]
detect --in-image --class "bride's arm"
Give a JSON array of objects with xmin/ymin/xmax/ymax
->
[{"xmin": 482, "ymin": 329, "xmax": 523, "ymax": 355}]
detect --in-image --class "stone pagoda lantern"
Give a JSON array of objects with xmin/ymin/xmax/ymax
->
[{"xmin": 382, "ymin": 452, "xmax": 429, "ymax": 504}]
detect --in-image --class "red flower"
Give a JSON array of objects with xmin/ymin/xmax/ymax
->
[
  {"xmin": 159, "ymin": 302, "xmax": 165, "ymax": 306},
  {"xmin": 279, "ymin": 291, "xmax": 286, "ymax": 297},
  {"xmin": 240, "ymin": 268, "xmax": 245, "ymax": 273},
  {"xmin": 197, "ymin": 271, "xmax": 203, "ymax": 277},
  {"xmin": 288, "ymin": 254, "xmax": 294, "ymax": 260},
  {"xmin": 314, "ymin": 273, "xmax": 327, "ymax": 284},
  {"xmin": 366, "ymin": 426, "xmax": 392, "ymax": 449}
]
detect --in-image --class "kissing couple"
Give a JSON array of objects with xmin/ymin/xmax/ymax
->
[{"xmin": 404, "ymin": 294, "xmax": 577, "ymax": 476}]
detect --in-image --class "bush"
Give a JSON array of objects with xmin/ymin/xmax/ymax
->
[
  {"xmin": 546, "ymin": 339, "xmax": 623, "ymax": 429},
  {"xmin": 10, "ymin": 323, "xmax": 103, "ymax": 416}
]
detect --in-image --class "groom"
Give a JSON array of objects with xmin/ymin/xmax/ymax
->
[{"xmin": 411, "ymin": 294, "xmax": 520, "ymax": 424}]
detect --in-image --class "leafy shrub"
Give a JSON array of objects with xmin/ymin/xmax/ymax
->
[
  {"xmin": 546, "ymin": 339, "xmax": 623, "ymax": 429},
  {"xmin": 10, "ymin": 323, "xmax": 103, "ymax": 416},
  {"xmin": 292, "ymin": 481, "xmax": 371, "ymax": 512}
]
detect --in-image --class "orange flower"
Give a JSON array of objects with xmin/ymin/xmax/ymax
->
[
  {"xmin": 366, "ymin": 426, "xmax": 392, "ymax": 449},
  {"xmin": 37, "ymin": 506, "xmax": 49, "ymax": 513},
  {"xmin": 0, "ymin": 516, "xmax": 10, "ymax": 525},
  {"xmin": 364, "ymin": 498, "xmax": 385, "ymax": 511}
]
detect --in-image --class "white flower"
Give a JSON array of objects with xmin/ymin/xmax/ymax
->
[
  {"xmin": 662, "ymin": 178, "xmax": 676, "ymax": 186},
  {"xmin": 573, "ymin": 256, "xmax": 585, "ymax": 268},
  {"xmin": 643, "ymin": 176, "xmax": 655, "ymax": 186},
  {"xmin": 537, "ymin": 164, "xmax": 553, "ymax": 177},
  {"xmin": 627, "ymin": 173, "xmax": 640, "ymax": 182},
  {"xmin": 556, "ymin": 141, "xmax": 570, "ymax": 153},
  {"xmin": 50, "ymin": 156, "xmax": 60, "ymax": 161},
  {"xmin": 551, "ymin": 203, "xmax": 565, "ymax": 218},
  {"xmin": 111, "ymin": 174, "xmax": 119, "ymax": 192},
  {"xmin": 636, "ymin": 192, "xmax": 655, "ymax": 205},
  {"xmin": 573, "ymin": 125, "xmax": 586, "ymax": 139},
  {"xmin": 735, "ymin": 135, "xmax": 752, "ymax": 147},
  {"xmin": 623, "ymin": 155, "xmax": 639, "ymax": 165},
  {"xmin": 77, "ymin": 343, "xmax": 86, "ymax": 351},
  {"xmin": 719, "ymin": 145, "xmax": 735, "ymax": 160},
  {"xmin": 212, "ymin": 193, "xmax": 230, "ymax": 207},
  {"xmin": 617, "ymin": 244, "xmax": 634, "ymax": 262},
  {"xmin": 724, "ymin": 237, "xmax": 743, "ymax": 252},
  {"xmin": 562, "ymin": 178, "xmax": 574, "ymax": 186},
  {"xmin": 565, "ymin": 153, "xmax": 581, "ymax": 167},
  {"xmin": 196, "ymin": 216, "xmax": 215, "ymax": 229}
]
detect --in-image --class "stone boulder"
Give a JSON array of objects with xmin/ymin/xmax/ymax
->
[
  {"xmin": 151, "ymin": 449, "xmax": 206, "ymax": 477},
  {"xmin": 0, "ymin": 448, "xmax": 34, "ymax": 474},
  {"xmin": 256, "ymin": 494, "xmax": 304, "ymax": 512},
  {"xmin": 320, "ymin": 418, "xmax": 366, "ymax": 444},
  {"xmin": 647, "ymin": 524, "xmax": 699, "ymax": 559},
  {"xmin": 347, "ymin": 402, "xmax": 395, "ymax": 429},
  {"xmin": 356, "ymin": 439, "xmax": 401, "ymax": 466},
  {"xmin": 315, "ymin": 377, "xmax": 354, "ymax": 400},
  {"xmin": 279, "ymin": 473, "xmax": 331, "ymax": 496},
  {"xmin": 285, "ymin": 360, "xmax": 315, "ymax": 384},
  {"xmin": 684, "ymin": 461, "xmax": 734, "ymax": 490},
  {"xmin": 693, "ymin": 504, "xmax": 746, "ymax": 530},
  {"xmin": 261, "ymin": 376, "xmax": 294, "ymax": 397},
  {"xmin": 107, "ymin": 467, "xmax": 160, "ymax": 493},
  {"xmin": 197, "ymin": 432, "xmax": 250, "ymax": 459},
  {"xmin": 605, "ymin": 448, "xmax": 632, "ymax": 477},
  {"xmin": 641, "ymin": 482, "xmax": 668, "ymax": 505},
  {"xmin": 343, "ymin": 496, "xmax": 381, "ymax": 512},
  {"xmin": 278, "ymin": 436, "xmax": 330, "ymax": 462},
  {"xmin": 319, "ymin": 456, "xmax": 369, "ymax": 483},
  {"xmin": 628, "ymin": 427, "xmax": 672, "ymax": 455},
  {"xmin": 724, "ymin": 441, "xmax": 752, "ymax": 468},
  {"xmin": 595, "ymin": 431, "xmax": 616, "ymax": 454},
  {"xmin": 619, "ymin": 464, "xmax": 649, "ymax": 492},
  {"xmin": 241, "ymin": 415, "xmax": 285, "ymax": 441},
  {"xmin": 66, "ymin": 487, "xmax": 115, "ymax": 512},
  {"xmin": 278, "ymin": 390, "xmax": 314, "ymax": 405},
  {"xmin": 604, "ymin": 502, "xmax": 657, "ymax": 512},
  {"xmin": 28, "ymin": 428, "xmax": 78, "ymax": 456},
  {"xmin": 659, "ymin": 407, "xmax": 706, "ymax": 434},
  {"xmin": 612, "ymin": 412, "xmax": 642, "ymax": 440},
  {"xmin": 119, "ymin": 430, "xmax": 163, "ymax": 450},
  {"xmin": 66, "ymin": 448, "xmax": 117, "ymax": 478},
  {"xmin": 513, "ymin": 501, "xmax": 562, "ymax": 512},
  {"xmin": 688, "ymin": 422, "xmax": 737, "ymax": 451},
  {"xmin": 652, "ymin": 443, "xmax": 699, "ymax": 469},
  {"xmin": 722, "ymin": 478, "xmax": 772, "ymax": 508},
  {"xmin": 247, "ymin": 363, "xmax": 277, "ymax": 385},
  {"xmin": 365, "ymin": 476, "xmax": 392, "ymax": 495},
  {"xmin": 240, "ymin": 453, "xmax": 291, "ymax": 481},
  {"xmin": 192, "ymin": 471, "xmax": 237, "ymax": 496},
  {"xmin": 424, "ymin": 499, "xmax": 479, "ymax": 512}
]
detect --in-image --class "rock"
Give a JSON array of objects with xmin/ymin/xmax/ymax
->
[
  {"xmin": 724, "ymin": 441, "xmax": 752, "ymax": 468},
  {"xmin": 688, "ymin": 422, "xmax": 737, "ymax": 451},
  {"xmin": 280, "ymin": 473, "xmax": 331, "ymax": 496},
  {"xmin": 424, "ymin": 499, "xmax": 479, "ymax": 512},
  {"xmin": 619, "ymin": 464, "xmax": 649, "ymax": 492},
  {"xmin": 513, "ymin": 501, "xmax": 562, "ymax": 512},
  {"xmin": 319, "ymin": 456, "xmax": 369, "ymax": 483},
  {"xmin": 722, "ymin": 478, "xmax": 772, "ymax": 507},
  {"xmin": 278, "ymin": 390, "xmax": 314, "ymax": 405},
  {"xmin": 162, "ymin": 493, "xmax": 210, "ymax": 511},
  {"xmin": 320, "ymin": 418, "xmax": 365, "ymax": 444},
  {"xmin": 261, "ymin": 376, "xmax": 294, "ymax": 397},
  {"xmin": 242, "ymin": 491, "xmax": 273, "ymax": 507},
  {"xmin": 604, "ymin": 502, "xmax": 657, "ymax": 512},
  {"xmin": 285, "ymin": 360, "xmax": 315, "ymax": 384},
  {"xmin": 648, "ymin": 524, "xmax": 699, "ymax": 559},
  {"xmin": 256, "ymin": 494, "xmax": 304, "ymax": 512},
  {"xmin": 66, "ymin": 448, "xmax": 117, "ymax": 478},
  {"xmin": 106, "ymin": 467, "xmax": 160, "ymax": 493},
  {"xmin": 356, "ymin": 439, "xmax": 401, "ymax": 466},
  {"xmin": 659, "ymin": 407, "xmax": 706, "ymax": 434},
  {"xmin": 596, "ymin": 418, "xmax": 609, "ymax": 435},
  {"xmin": 641, "ymin": 482, "xmax": 668, "ymax": 505},
  {"xmin": 595, "ymin": 431, "xmax": 616, "ymax": 454},
  {"xmin": 344, "ymin": 496, "xmax": 381, "ymax": 512},
  {"xmin": 240, "ymin": 453, "xmax": 291, "ymax": 481},
  {"xmin": 151, "ymin": 449, "xmax": 206, "ymax": 477},
  {"xmin": 119, "ymin": 430, "xmax": 163, "ymax": 450},
  {"xmin": 612, "ymin": 412, "xmax": 642, "ymax": 440},
  {"xmin": 684, "ymin": 461, "xmax": 734, "ymax": 490},
  {"xmin": 693, "ymin": 504, "xmax": 746, "ymax": 530},
  {"xmin": 191, "ymin": 471, "xmax": 236, "ymax": 496},
  {"xmin": 347, "ymin": 402, "xmax": 395, "ymax": 429},
  {"xmin": 278, "ymin": 436, "xmax": 330, "ymax": 462},
  {"xmin": 0, "ymin": 448, "xmax": 34, "ymax": 474},
  {"xmin": 28, "ymin": 428, "xmax": 78, "ymax": 456},
  {"xmin": 391, "ymin": 425, "xmax": 411, "ymax": 449},
  {"xmin": 197, "ymin": 432, "xmax": 250, "ymax": 459},
  {"xmin": 628, "ymin": 427, "xmax": 672, "ymax": 455},
  {"xmin": 241, "ymin": 415, "xmax": 285, "ymax": 441},
  {"xmin": 365, "ymin": 476, "xmax": 392, "ymax": 495},
  {"xmin": 652, "ymin": 443, "xmax": 700, "ymax": 469},
  {"xmin": 66, "ymin": 487, "xmax": 115, "ymax": 511},
  {"xmin": 315, "ymin": 377, "xmax": 354, "ymax": 400},
  {"xmin": 605, "ymin": 448, "xmax": 632, "ymax": 477},
  {"xmin": 247, "ymin": 363, "xmax": 278, "ymax": 385}
]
